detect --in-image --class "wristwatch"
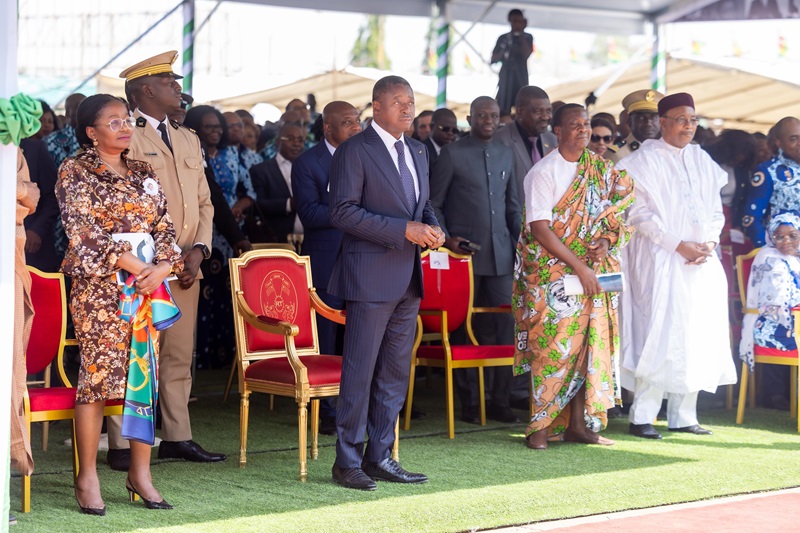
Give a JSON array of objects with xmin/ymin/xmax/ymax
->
[{"xmin": 193, "ymin": 243, "xmax": 211, "ymax": 260}]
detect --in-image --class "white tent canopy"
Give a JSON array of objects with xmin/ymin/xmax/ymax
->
[
  {"xmin": 546, "ymin": 54, "xmax": 800, "ymax": 133},
  {"xmin": 230, "ymin": 0, "xmax": 713, "ymax": 35}
]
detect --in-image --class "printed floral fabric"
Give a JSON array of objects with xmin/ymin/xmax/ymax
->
[
  {"xmin": 742, "ymin": 150, "xmax": 800, "ymax": 247},
  {"xmin": 56, "ymin": 147, "xmax": 183, "ymax": 403},
  {"xmin": 512, "ymin": 149, "xmax": 634, "ymax": 436},
  {"xmin": 208, "ymin": 145, "xmax": 256, "ymax": 259}
]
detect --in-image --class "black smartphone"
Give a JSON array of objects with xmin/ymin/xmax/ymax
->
[{"xmin": 458, "ymin": 240, "xmax": 481, "ymax": 253}]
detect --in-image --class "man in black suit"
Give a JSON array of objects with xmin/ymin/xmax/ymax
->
[
  {"xmin": 430, "ymin": 96, "xmax": 521, "ymax": 424},
  {"xmin": 19, "ymin": 137, "xmax": 60, "ymax": 272},
  {"xmin": 425, "ymin": 108, "xmax": 458, "ymax": 170},
  {"xmin": 292, "ymin": 101, "xmax": 361, "ymax": 435},
  {"xmin": 249, "ymin": 122, "xmax": 306, "ymax": 243},
  {"xmin": 329, "ymin": 76, "xmax": 444, "ymax": 491}
]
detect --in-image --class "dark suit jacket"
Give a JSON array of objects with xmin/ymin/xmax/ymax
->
[
  {"xmin": 494, "ymin": 121, "xmax": 557, "ymax": 201},
  {"xmin": 204, "ymin": 164, "xmax": 246, "ymax": 248},
  {"xmin": 20, "ymin": 137, "xmax": 60, "ymax": 271},
  {"xmin": 329, "ymin": 126, "xmax": 438, "ymax": 302},
  {"xmin": 424, "ymin": 137, "xmax": 440, "ymax": 170},
  {"xmin": 250, "ymin": 157, "xmax": 295, "ymax": 243},
  {"xmin": 291, "ymin": 141, "xmax": 342, "ymax": 291},
  {"xmin": 430, "ymin": 135, "xmax": 521, "ymax": 277}
]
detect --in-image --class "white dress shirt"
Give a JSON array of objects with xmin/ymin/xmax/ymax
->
[
  {"xmin": 276, "ymin": 152, "xmax": 303, "ymax": 234},
  {"xmin": 371, "ymin": 120, "xmax": 420, "ymax": 200}
]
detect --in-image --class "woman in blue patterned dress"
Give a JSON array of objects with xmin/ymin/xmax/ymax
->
[
  {"xmin": 740, "ymin": 210, "xmax": 800, "ymax": 375},
  {"xmin": 184, "ymin": 105, "xmax": 256, "ymax": 367}
]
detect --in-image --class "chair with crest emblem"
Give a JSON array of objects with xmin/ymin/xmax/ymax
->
[{"xmin": 229, "ymin": 248, "xmax": 346, "ymax": 480}]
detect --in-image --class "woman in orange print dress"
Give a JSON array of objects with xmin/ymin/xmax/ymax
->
[{"xmin": 57, "ymin": 94, "xmax": 183, "ymax": 515}]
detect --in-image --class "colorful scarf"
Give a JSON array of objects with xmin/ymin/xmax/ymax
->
[
  {"xmin": 513, "ymin": 149, "xmax": 634, "ymax": 436},
  {"xmin": 117, "ymin": 275, "xmax": 181, "ymax": 445}
]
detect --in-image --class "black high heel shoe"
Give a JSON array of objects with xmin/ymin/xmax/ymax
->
[
  {"xmin": 125, "ymin": 479, "xmax": 173, "ymax": 510},
  {"xmin": 74, "ymin": 487, "xmax": 106, "ymax": 516}
]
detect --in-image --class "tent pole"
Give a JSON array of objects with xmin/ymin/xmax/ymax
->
[
  {"xmin": 182, "ymin": 0, "xmax": 195, "ymax": 96},
  {"xmin": 435, "ymin": 0, "xmax": 449, "ymax": 109},
  {"xmin": 0, "ymin": 0, "xmax": 19, "ymax": 527},
  {"xmin": 650, "ymin": 22, "xmax": 666, "ymax": 93}
]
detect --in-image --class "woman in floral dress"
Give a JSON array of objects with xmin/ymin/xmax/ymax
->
[{"xmin": 58, "ymin": 94, "xmax": 183, "ymax": 514}]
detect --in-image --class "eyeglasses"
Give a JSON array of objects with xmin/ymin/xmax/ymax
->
[
  {"xmin": 435, "ymin": 125, "xmax": 458, "ymax": 134},
  {"xmin": 663, "ymin": 115, "xmax": 700, "ymax": 127},
  {"xmin": 772, "ymin": 233, "xmax": 800, "ymax": 243},
  {"xmin": 279, "ymin": 135, "xmax": 305, "ymax": 143},
  {"xmin": 591, "ymin": 134, "xmax": 613, "ymax": 144},
  {"xmin": 202, "ymin": 124, "xmax": 223, "ymax": 131},
  {"xmin": 98, "ymin": 117, "xmax": 136, "ymax": 132}
]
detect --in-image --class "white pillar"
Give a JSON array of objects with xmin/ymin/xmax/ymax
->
[{"xmin": 0, "ymin": 0, "xmax": 19, "ymax": 527}]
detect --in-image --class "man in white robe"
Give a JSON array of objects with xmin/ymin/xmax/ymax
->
[{"xmin": 617, "ymin": 92, "xmax": 737, "ymax": 440}]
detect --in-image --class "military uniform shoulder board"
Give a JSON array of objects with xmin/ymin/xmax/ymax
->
[
  {"xmin": 170, "ymin": 119, "xmax": 180, "ymax": 129},
  {"xmin": 630, "ymin": 141, "xmax": 640, "ymax": 151},
  {"xmin": 177, "ymin": 122, "xmax": 197, "ymax": 135},
  {"xmin": 136, "ymin": 117, "xmax": 147, "ymax": 127},
  {"xmin": 614, "ymin": 138, "xmax": 626, "ymax": 149}
]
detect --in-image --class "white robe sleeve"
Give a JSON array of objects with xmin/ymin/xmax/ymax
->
[{"xmin": 623, "ymin": 181, "xmax": 682, "ymax": 252}]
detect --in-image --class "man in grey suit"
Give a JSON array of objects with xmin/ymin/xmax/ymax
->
[
  {"xmin": 430, "ymin": 96, "xmax": 522, "ymax": 425},
  {"xmin": 329, "ymin": 76, "xmax": 444, "ymax": 491},
  {"xmin": 494, "ymin": 85, "xmax": 556, "ymax": 200}
]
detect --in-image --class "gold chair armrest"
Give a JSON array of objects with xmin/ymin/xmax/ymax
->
[
  {"xmin": 310, "ymin": 289, "xmax": 346, "ymax": 325},
  {"xmin": 418, "ymin": 309, "xmax": 445, "ymax": 317},
  {"xmin": 472, "ymin": 306, "xmax": 512, "ymax": 314},
  {"xmin": 235, "ymin": 291, "xmax": 298, "ymax": 337}
]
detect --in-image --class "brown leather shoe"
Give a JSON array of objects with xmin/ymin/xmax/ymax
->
[{"xmin": 525, "ymin": 432, "xmax": 547, "ymax": 450}]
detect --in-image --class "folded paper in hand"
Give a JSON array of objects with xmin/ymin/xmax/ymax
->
[
  {"xmin": 563, "ymin": 272, "xmax": 624, "ymax": 296},
  {"xmin": 112, "ymin": 233, "xmax": 179, "ymax": 285}
]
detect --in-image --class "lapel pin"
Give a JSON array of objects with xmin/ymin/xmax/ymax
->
[{"xmin": 418, "ymin": 149, "xmax": 423, "ymax": 154}]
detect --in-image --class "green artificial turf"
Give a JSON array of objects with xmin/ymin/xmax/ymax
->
[{"xmin": 10, "ymin": 369, "xmax": 800, "ymax": 532}]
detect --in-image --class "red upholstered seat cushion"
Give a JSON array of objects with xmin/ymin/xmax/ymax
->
[
  {"xmin": 28, "ymin": 388, "xmax": 124, "ymax": 413},
  {"xmin": 28, "ymin": 387, "xmax": 77, "ymax": 412},
  {"xmin": 417, "ymin": 344, "xmax": 514, "ymax": 361},
  {"xmin": 754, "ymin": 345, "xmax": 799, "ymax": 359},
  {"xmin": 244, "ymin": 355, "xmax": 342, "ymax": 387}
]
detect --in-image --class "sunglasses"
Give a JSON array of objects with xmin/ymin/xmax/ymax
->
[
  {"xmin": 435, "ymin": 124, "xmax": 458, "ymax": 134},
  {"xmin": 590, "ymin": 134, "xmax": 613, "ymax": 144}
]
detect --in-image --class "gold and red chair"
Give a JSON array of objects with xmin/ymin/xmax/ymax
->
[
  {"xmin": 21, "ymin": 267, "xmax": 123, "ymax": 512},
  {"xmin": 404, "ymin": 248, "xmax": 515, "ymax": 439},
  {"xmin": 735, "ymin": 249, "xmax": 800, "ymax": 431},
  {"xmin": 230, "ymin": 249, "xmax": 346, "ymax": 480}
]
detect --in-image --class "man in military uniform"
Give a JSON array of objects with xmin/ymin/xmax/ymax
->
[
  {"xmin": 607, "ymin": 89, "xmax": 664, "ymax": 164},
  {"xmin": 106, "ymin": 51, "xmax": 224, "ymax": 470}
]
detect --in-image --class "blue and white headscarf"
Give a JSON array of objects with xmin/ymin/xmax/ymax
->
[{"xmin": 768, "ymin": 209, "xmax": 800, "ymax": 242}]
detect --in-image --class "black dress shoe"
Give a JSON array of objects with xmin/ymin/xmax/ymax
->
[
  {"xmin": 332, "ymin": 465, "xmax": 377, "ymax": 491},
  {"xmin": 487, "ymin": 405, "xmax": 520, "ymax": 423},
  {"xmin": 319, "ymin": 416, "xmax": 337, "ymax": 436},
  {"xmin": 669, "ymin": 424, "xmax": 712, "ymax": 435},
  {"xmin": 362, "ymin": 458, "xmax": 428, "ymax": 484},
  {"xmin": 629, "ymin": 423, "xmax": 663, "ymax": 439},
  {"xmin": 399, "ymin": 405, "xmax": 428, "ymax": 420},
  {"xmin": 461, "ymin": 406, "xmax": 480, "ymax": 424},
  {"xmin": 158, "ymin": 440, "xmax": 227, "ymax": 462},
  {"xmin": 106, "ymin": 448, "xmax": 131, "ymax": 472}
]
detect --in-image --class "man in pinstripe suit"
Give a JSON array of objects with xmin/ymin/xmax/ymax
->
[{"xmin": 328, "ymin": 76, "xmax": 444, "ymax": 491}]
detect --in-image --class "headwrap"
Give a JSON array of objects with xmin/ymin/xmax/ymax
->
[
  {"xmin": 768, "ymin": 209, "xmax": 800, "ymax": 238},
  {"xmin": 0, "ymin": 93, "xmax": 42, "ymax": 146},
  {"xmin": 658, "ymin": 92, "xmax": 695, "ymax": 116}
]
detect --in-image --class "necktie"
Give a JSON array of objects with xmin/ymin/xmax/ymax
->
[
  {"xmin": 529, "ymin": 136, "xmax": 541, "ymax": 165},
  {"xmin": 157, "ymin": 122, "xmax": 173, "ymax": 153},
  {"xmin": 394, "ymin": 140, "xmax": 418, "ymax": 212}
]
